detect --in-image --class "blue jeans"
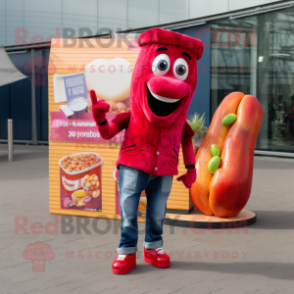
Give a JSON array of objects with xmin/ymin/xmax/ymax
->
[{"xmin": 117, "ymin": 165, "xmax": 173, "ymax": 254}]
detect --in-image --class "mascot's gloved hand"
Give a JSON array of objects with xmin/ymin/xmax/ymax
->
[
  {"xmin": 90, "ymin": 89, "xmax": 110, "ymax": 124},
  {"xmin": 177, "ymin": 168, "xmax": 197, "ymax": 189}
]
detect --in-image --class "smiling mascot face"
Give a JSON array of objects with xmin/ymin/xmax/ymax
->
[{"xmin": 130, "ymin": 28, "xmax": 204, "ymax": 128}]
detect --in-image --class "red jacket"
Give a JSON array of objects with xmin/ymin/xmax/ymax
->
[{"xmin": 98, "ymin": 110, "xmax": 195, "ymax": 176}]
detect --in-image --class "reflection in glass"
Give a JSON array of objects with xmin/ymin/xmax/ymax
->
[{"xmin": 211, "ymin": 8, "xmax": 294, "ymax": 153}]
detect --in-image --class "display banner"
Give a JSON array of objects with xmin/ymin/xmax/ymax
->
[{"xmin": 49, "ymin": 38, "xmax": 140, "ymax": 214}]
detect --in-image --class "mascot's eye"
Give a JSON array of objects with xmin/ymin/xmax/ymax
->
[
  {"xmin": 173, "ymin": 58, "xmax": 189, "ymax": 81},
  {"xmin": 152, "ymin": 54, "xmax": 170, "ymax": 75},
  {"xmin": 158, "ymin": 60, "xmax": 168, "ymax": 71},
  {"xmin": 176, "ymin": 65, "xmax": 186, "ymax": 75}
]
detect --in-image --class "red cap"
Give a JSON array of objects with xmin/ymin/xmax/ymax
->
[{"xmin": 138, "ymin": 27, "xmax": 204, "ymax": 60}]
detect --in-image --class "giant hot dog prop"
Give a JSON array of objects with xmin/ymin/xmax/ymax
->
[{"xmin": 190, "ymin": 92, "xmax": 263, "ymax": 217}]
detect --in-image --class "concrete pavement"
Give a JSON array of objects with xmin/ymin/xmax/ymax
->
[{"xmin": 0, "ymin": 144, "xmax": 294, "ymax": 294}]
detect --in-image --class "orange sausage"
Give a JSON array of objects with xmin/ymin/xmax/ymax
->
[
  {"xmin": 190, "ymin": 92, "xmax": 245, "ymax": 215},
  {"xmin": 209, "ymin": 95, "xmax": 263, "ymax": 217}
]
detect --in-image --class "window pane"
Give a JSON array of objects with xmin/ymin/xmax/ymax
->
[
  {"xmin": 63, "ymin": 0, "xmax": 98, "ymax": 38},
  {"xmin": 256, "ymin": 9, "xmax": 294, "ymax": 152},
  {"xmin": 210, "ymin": 17, "xmax": 258, "ymax": 117},
  {"xmin": 24, "ymin": 0, "xmax": 61, "ymax": 43},
  {"xmin": 159, "ymin": 0, "xmax": 188, "ymax": 24},
  {"xmin": 6, "ymin": 0, "xmax": 24, "ymax": 46},
  {"xmin": 98, "ymin": 0, "xmax": 127, "ymax": 32},
  {"xmin": 128, "ymin": 0, "xmax": 159, "ymax": 29},
  {"xmin": 210, "ymin": 8, "xmax": 294, "ymax": 153},
  {"xmin": 0, "ymin": 0, "xmax": 5, "ymax": 46}
]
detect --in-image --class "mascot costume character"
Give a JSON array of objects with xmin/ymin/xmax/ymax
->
[{"xmin": 90, "ymin": 28, "xmax": 204, "ymax": 274}]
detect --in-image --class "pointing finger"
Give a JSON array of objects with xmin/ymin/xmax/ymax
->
[{"xmin": 90, "ymin": 90, "xmax": 97, "ymax": 105}]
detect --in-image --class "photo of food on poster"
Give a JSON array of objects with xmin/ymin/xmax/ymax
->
[
  {"xmin": 50, "ymin": 44, "xmax": 139, "ymax": 144},
  {"xmin": 60, "ymin": 152, "xmax": 103, "ymax": 211}
]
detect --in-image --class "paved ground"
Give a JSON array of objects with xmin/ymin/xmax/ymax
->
[{"xmin": 0, "ymin": 144, "xmax": 294, "ymax": 294}]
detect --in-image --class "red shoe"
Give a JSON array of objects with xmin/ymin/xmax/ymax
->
[
  {"xmin": 112, "ymin": 253, "xmax": 136, "ymax": 274},
  {"xmin": 144, "ymin": 247, "xmax": 170, "ymax": 268}
]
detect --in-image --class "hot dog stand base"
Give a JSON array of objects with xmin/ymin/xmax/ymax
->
[{"xmin": 164, "ymin": 209, "xmax": 256, "ymax": 229}]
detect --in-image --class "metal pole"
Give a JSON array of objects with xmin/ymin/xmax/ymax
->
[
  {"xmin": 8, "ymin": 119, "xmax": 13, "ymax": 162},
  {"xmin": 31, "ymin": 48, "xmax": 37, "ymax": 145}
]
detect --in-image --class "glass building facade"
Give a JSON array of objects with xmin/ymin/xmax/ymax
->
[
  {"xmin": 0, "ymin": 0, "xmax": 293, "ymax": 155},
  {"xmin": 211, "ymin": 7, "xmax": 294, "ymax": 154},
  {"xmin": 0, "ymin": 0, "xmax": 283, "ymax": 47}
]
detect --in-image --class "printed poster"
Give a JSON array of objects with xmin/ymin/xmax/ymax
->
[{"xmin": 49, "ymin": 39, "xmax": 140, "ymax": 212}]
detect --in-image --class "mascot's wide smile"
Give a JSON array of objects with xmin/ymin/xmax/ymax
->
[
  {"xmin": 147, "ymin": 84, "xmax": 182, "ymax": 117},
  {"xmin": 144, "ymin": 72, "xmax": 189, "ymax": 121}
]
